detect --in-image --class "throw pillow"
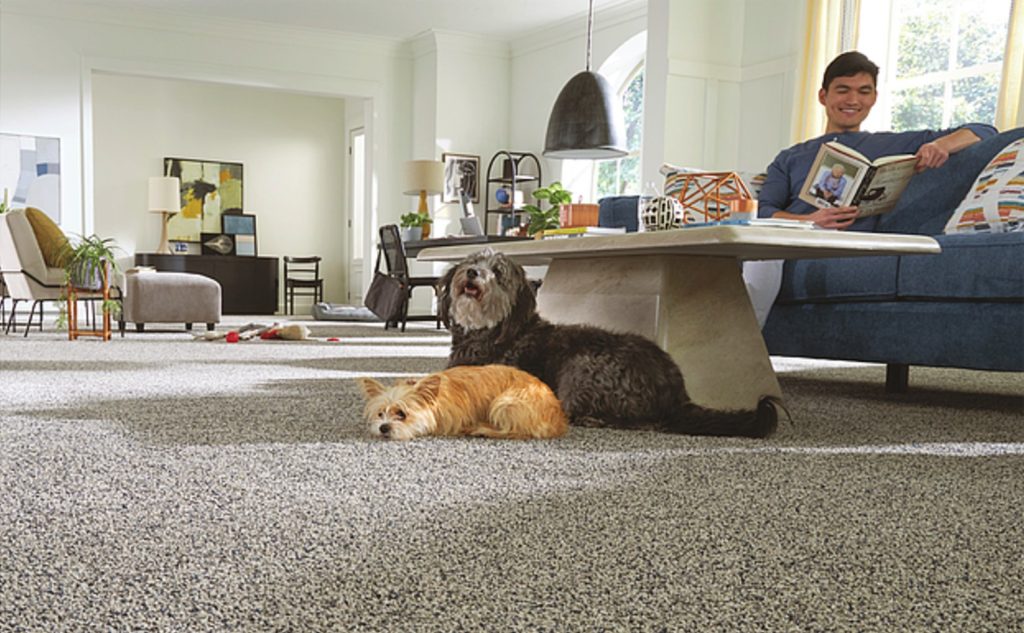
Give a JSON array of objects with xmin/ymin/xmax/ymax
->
[
  {"xmin": 24, "ymin": 207, "xmax": 70, "ymax": 268},
  {"xmin": 944, "ymin": 137, "xmax": 1024, "ymax": 234}
]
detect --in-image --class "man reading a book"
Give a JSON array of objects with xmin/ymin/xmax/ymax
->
[{"xmin": 743, "ymin": 50, "xmax": 998, "ymax": 327}]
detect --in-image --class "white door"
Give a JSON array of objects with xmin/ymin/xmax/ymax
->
[{"xmin": 348, "ymin": 127, "xmax": 366, "ymax": 302}]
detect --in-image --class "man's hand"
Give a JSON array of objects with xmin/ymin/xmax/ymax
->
[
  {"xmin": 807, "ymin": 205, "xmax": 859, "ymax": 229},
  {"xmin": 914, "ymin": 141, "xmax": 950, "ymax": 172}
]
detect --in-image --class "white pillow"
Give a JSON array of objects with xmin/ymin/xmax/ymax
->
[{"xmin": 944, "ymin": 138, "xmax": 1024, "ymax": 234}]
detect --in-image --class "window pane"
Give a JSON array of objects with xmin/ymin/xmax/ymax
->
[
  {"xmin": 956, "ymin": 0, "xmax": 1010, "ymax": 69},
  {"xmin": 618, "ymin": 156, "xmax": 639, "ymax": 195},
  {"xmin": 596, "ymin": 161, "xmax": 617, "ymax": 198},
  {"xmin": 891, "ymin": 83, "xmax": 944, "ymax": 131},
  {"xmin": 950, "ymin": 72, "xmax": 1000, "ymax": 126},
  {"xmin": 895, "ymin": 0, "xmax": 951, "ymax": 78},
  {"xmin": 623, "ymin": 71, "xmax": 644, "ymax": 151}
]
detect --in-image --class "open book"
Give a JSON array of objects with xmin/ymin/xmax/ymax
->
[{"xmin": 798, "ymin": 141, "xmax": 918, "ymax": 217}]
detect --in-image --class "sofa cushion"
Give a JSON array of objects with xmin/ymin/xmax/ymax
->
[
  {"xmin": 897, "ymin": 232, "xmax": 1024, "ymax": 300},
  {"xmin": 598, "ymin": 195, "xmax": 640, "ymax": 232},
  {"xmin": 943, "ymin": 137, "xmax": 1024, "ymax": 233},
  {"xmin": 24, "ymin": 206, "xmax": 70, "ymax": 268},
  {"xmin": 775, "ymin": 254, "xmax": 899, "ymax": 303},
  {"xmin": 876, "ymin": 126, "xmax": 1024, "ymax": 236}
]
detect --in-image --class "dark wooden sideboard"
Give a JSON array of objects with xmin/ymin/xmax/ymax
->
[{"xmin": 135, "ymin": 253, "xmax": 279, "ymax": 315}]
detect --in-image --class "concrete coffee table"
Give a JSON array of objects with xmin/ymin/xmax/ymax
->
[{"xmin": 418, "ymin": 225, "xmax": 940, "ymax": 412}]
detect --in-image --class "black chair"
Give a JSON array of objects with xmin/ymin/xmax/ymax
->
[
  {"xmin": 378, "ymin": 224, "xmax": 441, "ymax": 331},
  {"xmin": 283, "ymin": 256, "xmax": 324, "ymax": 315}
]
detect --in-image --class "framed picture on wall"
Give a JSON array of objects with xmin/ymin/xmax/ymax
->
[
  {"xmin": 164, "ymin": 157, "xmax": 243, "ymax": 243},
  {"xmin": 441, "ymin": 152, "xmax": 480, "ymax": 203},
  {"xmin": 0, "ymin": 134, "xmax": 61, "ymax": 223},
  {"xmin": 222, "ymin": 212, "xmax": 257, "ymax": 256}
]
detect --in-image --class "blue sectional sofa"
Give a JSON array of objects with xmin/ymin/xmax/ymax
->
[
  {"xmin": 761, "ymin": 127, "xmax": 1024, "ymax": 390},
  {"xmin": 599, "ymin": 127, "xmax": 1024, "ymax": 391}
]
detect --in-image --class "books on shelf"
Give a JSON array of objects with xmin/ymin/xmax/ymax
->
[
  {"xmin": 798, "ymin": 141, "xmax": 918, "ymax": 217},
  {"xmin": 541, "ymin": 226, "xmax": 627, "ymax": 239}
]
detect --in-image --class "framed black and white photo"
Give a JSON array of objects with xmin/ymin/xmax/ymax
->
[{"xmin": 441, "ymin": 152, "xmax": 480, "ymax": 203}]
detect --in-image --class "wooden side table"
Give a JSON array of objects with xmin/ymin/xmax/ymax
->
[{"xmin": 67, "ymin": 268, "xmax": 112, "ymax": 341}]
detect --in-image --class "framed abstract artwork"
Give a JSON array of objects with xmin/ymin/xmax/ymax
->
[
  {"xmin": 0, "ymin": 134, "xmax": 61, "ymax": 223},
  {"xmin": 164, "ymin": 157, "xmax": 243, "ymax": 243},
  {"xmin": 441, "ymin": 152, "xmax": 480, "ymax": 203},
  {"xmin": 222, "ymin": 213, "xmax": 257, "ymax": 256}
]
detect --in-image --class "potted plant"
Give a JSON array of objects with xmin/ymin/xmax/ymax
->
[
  {"xmin": 522, "ymin": 182, "xmax": 571, "ymax": 237},
  {"xmin": 399, "ymin": 211, "xmax": 431, "ymax": 241},
  {"xmin": 56, "ymin": 234, "xmax": 123, "ymax": 329}
]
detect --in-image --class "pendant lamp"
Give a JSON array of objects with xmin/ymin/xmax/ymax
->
[{"xmin": 543, "ymin": 0, "xmax": 627, "ymax": 159}]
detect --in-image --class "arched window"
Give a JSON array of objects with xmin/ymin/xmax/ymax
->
[{"xmin": 596, "ymin": 64, "xmax": 644, "ymax": 197}]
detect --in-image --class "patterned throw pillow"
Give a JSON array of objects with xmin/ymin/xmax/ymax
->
[
  {"xmin": 944, "ymin": 138, "xmax": 1024, "ymax": 234},
  {"xmin": 24, "ymin": 207, "xmax": 70, "ymax": 268}
]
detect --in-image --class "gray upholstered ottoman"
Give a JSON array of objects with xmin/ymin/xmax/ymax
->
[{"xmin": 121, "ymin": 270, "xmax": 221, "ymax": 333}]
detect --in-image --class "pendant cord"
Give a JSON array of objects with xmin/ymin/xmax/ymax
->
[{"xmin": 586, "ymin": 0, "xmax": 594, "ymax": 71}]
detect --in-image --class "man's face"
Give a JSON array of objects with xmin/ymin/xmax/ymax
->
[{"xmin": 818, "ymin": 71, "xmax": 877, "ymax": 132}]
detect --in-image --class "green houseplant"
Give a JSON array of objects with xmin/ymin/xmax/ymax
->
[
  {"xmin": 56, "ymin": 234, "xmax": 123, "ymax": 329},
  {"xmin": 522, "ymin": 181, "xmax": 572, "ymax": 236},
  {"xmin": 399, "ymin": 211, "xmax": 431, "ymax": 241}
]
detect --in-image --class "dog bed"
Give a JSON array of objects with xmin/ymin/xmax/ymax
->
[{"xmin": 311, "ymin": 303, "xmax": 380, "ymax": 322}]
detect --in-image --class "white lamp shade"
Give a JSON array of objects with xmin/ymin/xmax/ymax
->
[
  {"xmin": 401, "ymin": 160, "xmax": 444, "ymax": 195},
  {"xmin": 148, "ymin": 176, "xmax": 181, "ymax": 214}
]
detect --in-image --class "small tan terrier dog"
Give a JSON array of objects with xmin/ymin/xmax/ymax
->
[{"xmin": 357, "ymin": 365, "xmax": 568, "ymax": 440}]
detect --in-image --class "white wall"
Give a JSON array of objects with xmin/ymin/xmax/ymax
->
[
  {"xmin": 91, "ymin": 73, "xmax": 349, "ymax": 308},
  {"xmin": 0, "ymin": 0, "xmax": 411, "ymax": 304}
]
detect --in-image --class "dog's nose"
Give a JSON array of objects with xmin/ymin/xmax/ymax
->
[
  {"xmin": 466, "ymin": 268, "xmax": 478, "ymax": 279},
  {"xmin": 379, "ymin": 423, "xmax": 391, "ymax": 436}
]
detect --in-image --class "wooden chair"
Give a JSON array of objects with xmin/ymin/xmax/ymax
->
[
  {"xmin": 378, "ymin": 224, "xmax": 441, "ymax": 331},
  {"xmin": 283, "ymin": 256, "xmax": 324, "ymax": 315}
]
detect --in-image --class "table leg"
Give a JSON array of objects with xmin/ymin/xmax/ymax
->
[{"xmin": 536, "ymin": 254, "xmax": 782, "ymax": 411}]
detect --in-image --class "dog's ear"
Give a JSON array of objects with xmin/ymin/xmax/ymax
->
[
  {"xmin": 356, "ymin": 377, "xmax": 385, "ymax": 398},
  {"xmin": 416, "ymin": 374, "xmax": 442, "ymax": 402},
  {"xmin": 436, "ymin": 264, "xmax": 457, "ymax": 328},
  {"xmin": 495, "ymin": 263, "xmax": 536, "ymax": 345}
]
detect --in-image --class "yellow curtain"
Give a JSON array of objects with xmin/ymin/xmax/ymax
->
[
  {"xmin": 996, "ymin": 0, "xmax": 1023, "ymax": 130},
  {"xmin": 791, "ymin": 0, "xmax": 860, "ymax": 144}
]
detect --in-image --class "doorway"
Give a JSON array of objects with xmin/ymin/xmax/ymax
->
[{"xmin": 348, "ymin": 127, "xmax": 366, "ymax": 302}]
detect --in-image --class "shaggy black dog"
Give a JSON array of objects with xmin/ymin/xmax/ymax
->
[{"xmin": 437, "ymin": 250, "xmax": 778, "ymax": 438}]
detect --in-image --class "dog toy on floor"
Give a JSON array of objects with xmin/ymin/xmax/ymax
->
[{"xmin": 356, "ymin": 365, "xmax": 568, "ymax": 441}]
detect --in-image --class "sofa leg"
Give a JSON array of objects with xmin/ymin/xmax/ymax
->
[{"xmin": 886, "ymin": 363, "xmax": 909, "ymax": 393}]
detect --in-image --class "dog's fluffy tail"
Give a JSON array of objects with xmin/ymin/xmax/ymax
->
[{"xmin": 672, "ymin": 396, "xmax": 780, "ymax": 438}]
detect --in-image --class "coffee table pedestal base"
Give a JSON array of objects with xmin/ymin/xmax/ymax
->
[{"xmin": 536, "ymin": 254, "xmax": 782, "ymax": 412}]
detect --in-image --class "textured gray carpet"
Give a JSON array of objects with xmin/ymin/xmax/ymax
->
[{"xmin": 1, "ymin": 319, "xmax": 1023, "ymax": 631}]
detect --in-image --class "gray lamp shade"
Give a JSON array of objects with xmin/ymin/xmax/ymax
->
[{"xmin": 543, "ymin": 70, "xmax": 627, "ymax": 160}]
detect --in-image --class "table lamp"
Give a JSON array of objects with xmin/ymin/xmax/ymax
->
[
  {"xmin": 402, "ymin": 160, "xmax": 444, "ymax": 239},
  {"xmin": 148, "ymin": 176, "xmax": 181, "ymax": 254}
]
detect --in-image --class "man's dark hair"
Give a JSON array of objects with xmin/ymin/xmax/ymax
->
[{"xmin": 821, "ymin": 51, "xmax": 879, "ymax": 91}]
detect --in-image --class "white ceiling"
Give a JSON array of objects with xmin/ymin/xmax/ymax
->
[{"xmin": 65, "ymin": 0, "xmax": 638, "ymax": 41}]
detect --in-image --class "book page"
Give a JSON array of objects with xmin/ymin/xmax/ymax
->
[
  {"xmin": 855, "ymin": 160, "xmax": 918, "ymax": 217},
  {"xmin": 799, "ymin": 143, "xmax": 871, "ymax": 209}
]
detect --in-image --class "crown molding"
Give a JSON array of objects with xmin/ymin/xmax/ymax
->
[
  {"xmin": 407, "ymin": 29, "xmax": 511, "ymax": 60},
  {"xmin": 510, "ymin": 0, "xmax": 647, "ymax": 59},
  {"xmin": 1, "ymin": 0, "xmax": 409, "ymax": 58}
]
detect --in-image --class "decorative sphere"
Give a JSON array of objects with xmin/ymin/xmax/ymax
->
[
  {"xmin": 495, "ymin": 187, "xmax": 511, "ymax": 205},
  {"xmin": 640, "ymin": 196, "xmax": 690, "ymax": 231}
]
